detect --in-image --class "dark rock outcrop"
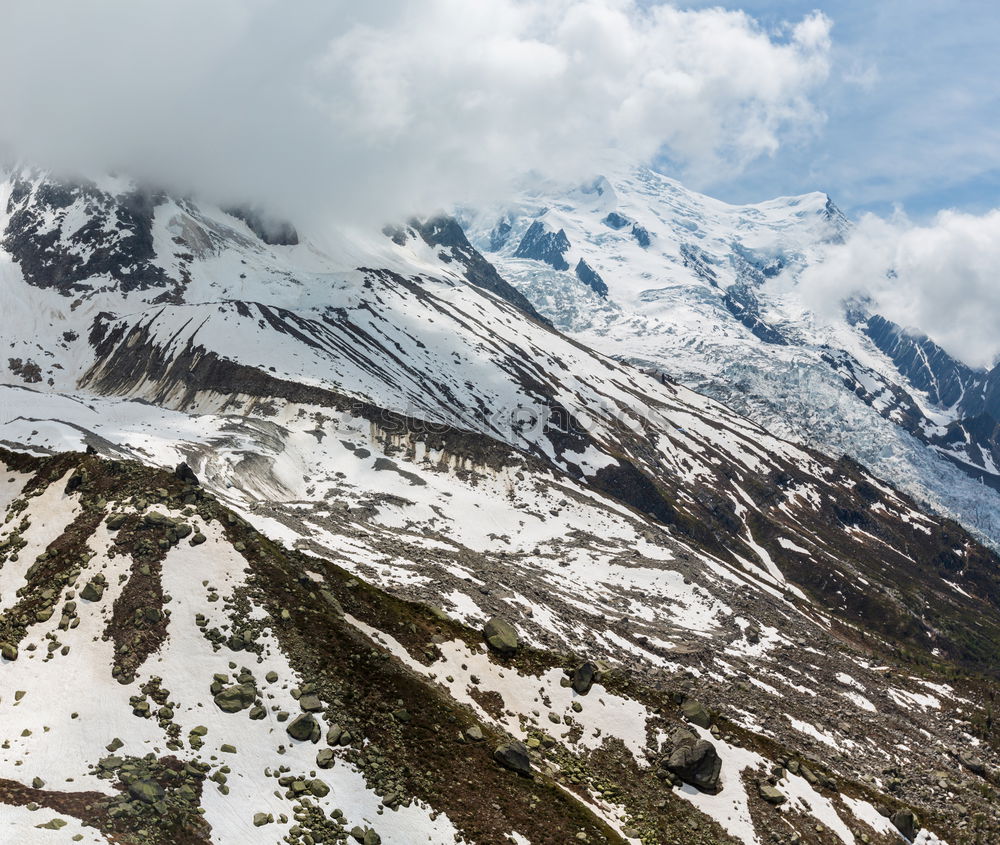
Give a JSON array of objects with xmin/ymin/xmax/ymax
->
[
  {"xmin": 223, "ymin": 205, "xmax": 299, "ymax": 245},
  {"xmin": 513, "ymin": 221, "xmax": 570, "ymax": 271},
  {"xmin": 2, "ymin": 176, "xmax": 173, "ymax": 296},
  {"xmin": 575, "ymin": 259, "xmax": 608, "ymax": 297},
  {"xmin": 891, "ymin": 809, "xmax": 919, "ymax": 840},
  {"xmin": 411, "ymin": 216, "xmax": 547, "ymax": 323}
]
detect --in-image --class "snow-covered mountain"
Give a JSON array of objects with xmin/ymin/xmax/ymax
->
[
  {"xmin": 0, "ymin": 165, "xmax": 998, "ymax": 844},
  {"xmin": 461, "ymin": 166, "xmax": 1000, "ymax": 548}
]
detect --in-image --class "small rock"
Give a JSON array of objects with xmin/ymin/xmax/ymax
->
[
  {"xmin": 758, "ymin": 783, "xmax": 786, "ymax": 805},
  {"xmin": 128, "ymin": 779, "xmax": 165, "ymax": 804},
  {"xmin": 34, "ymin": 819, "xmax": 67, "ymax": 831},
  {"xmin": 299, "ymin": 694, "xmax": 324, "ymax": 713}
]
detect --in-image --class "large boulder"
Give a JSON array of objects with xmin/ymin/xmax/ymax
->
[
  {"xmin": 680, "ymin": 699, "xmax": 711, "ymax": 729},
  {"xmin": 571, "ymin": 661, "xmax": 601, "ymax": 695},
  {"xmin": 80, "ymin": 580, "xmax": 105, "ymax": 602},
  {"xmin": 494, "ymin": 741, "xmax": 532, "ymax": 776},
  {"xmin": 959, "ymin": 754, "xmax": 987, "ymax": 777},
  {"xmin": 891, "ymin": 810, "xmax": 919, "ymax": 840},
  {"xmin": 483, "ymin": 617, "xmax": 519, "ymax": 656},
  {"xmin": 286, "ymin": 714, "xmax": 320, "ymax": 742},
  {"xmin": 213, "ymin": 683, "xmax": 257, "ymax": 713},
  {"xmin": 175, "ymin": 462, "xmax": 200, "ymax": 485},
  {"xmin": 665, "ymin": 728, "xmax": 722, "ymax": 793}
]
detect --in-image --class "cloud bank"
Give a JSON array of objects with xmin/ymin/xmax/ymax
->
[
  {"xmin": 800, "ymin": 208, "xmax": 1000, "ymax": 369},
  {"xmin": 0, "ymin": 0, "xmax": 831, "ymax": 223}
]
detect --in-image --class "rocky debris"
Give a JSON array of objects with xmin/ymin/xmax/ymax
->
[
  {"xmin": 570, "ymin": 660, "xmax": 601, "ymax": 695},
  {"xmin": 680, "ymin": 698, "xmax": 711, "ymax": 729},
  {"xmin": 663, "ymin": 728, "xmax": 722, "ymax": 793},
  {"xmin": 253, "ymin": 812, "xmax": 272, "ymax": 827},
  {"xmin": 90, "ymin": 751, "xmax": 209, "ymax": 838},
  {"xmin": 0, "ymin": 642, "xmax": 18, "ymax": 661},
  {"xmin": 891, "ymin": 810, "xmax": 920, "ymax": 840},
  {"xmin": 0, "ymin": 452, "xmax": 989, "ymax": 844},
  {"xmin": 483, "ymin": 616, "xmax": 519, "ymax": 656},
  {"xmin": 493, "ymin": 741, "xmax": 533, "ymax": 776}
]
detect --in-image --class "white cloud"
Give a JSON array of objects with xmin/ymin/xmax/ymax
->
[
  {"xmin": 0, "ymin": 0, "xmax": 831, "ymax": 223},
  {"xmin": 799, "ymin": 207, "xmax": 1000, "ymax": 369}
]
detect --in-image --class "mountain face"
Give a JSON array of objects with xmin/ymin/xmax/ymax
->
[
  {"xmin": 460, "ymin": 167, "xmax": 1000, "ymax": 548},
  {"xmin": 0, "ymin": 165, "xmax": 998, "ymax": 844}
]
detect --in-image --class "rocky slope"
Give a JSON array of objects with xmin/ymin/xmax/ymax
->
[
  {"xmin": 1, "ymin": 449, "xmax": 992, "ymax": 845},
  {"xmin": 0, "ymin": 166, "xmax": 998, "ymax": 843}
]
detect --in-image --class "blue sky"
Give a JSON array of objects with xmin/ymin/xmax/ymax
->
[{"xmin": 675, "ymin": 0, "xmax": 1000, "ymax": 219}]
